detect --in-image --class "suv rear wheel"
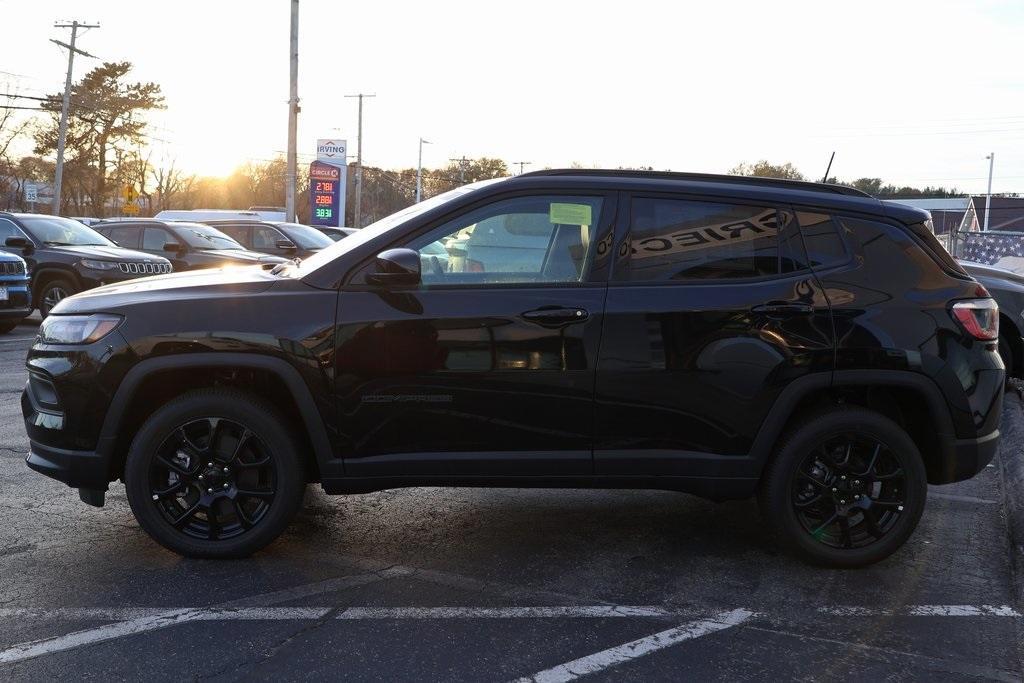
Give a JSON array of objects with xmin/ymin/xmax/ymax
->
[
  {"xmin": 759, "ymin": 406, "xmax": 927, "ymax": 568},
  {"xmin": 124, "ymin": 389, "xmax": 305, "ymax": 558}
]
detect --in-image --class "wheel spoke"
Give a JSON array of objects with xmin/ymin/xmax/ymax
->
[
  {"xmin": 873, "ymin": 468, "xmax": 904, "ymax": 481},
  {"xmin": 235, "ymin": 456, "xmax": 272, "ymax": 469},
  {"xmin": 178, "ymin": 426, "xmax": 206, "ymax": 456},
  {"xmin": 207, "ymin": 503, "xmax": 220, "ymax": 540},
  {"xmin": 811, "ymin": 512, "xmax": 838, "ymax": 536},
  {"xmin": 797, "ymin": 471, "xmax": 828, "ymax": 489},
  {"xmin": 794, "ymin": 493, "xmax": 826, "ymax": 509},
  {"xmin": 236, "ymin": 488, "xmax": 275, "ymax": 501},
  {"xmin": 171, "ymin": 501, "xmax": 202, "ymax": 528},
  {"xmin": 227, "ymin": 429, "xmax": 253, "ymax": 464},
  {"xmin": 153, "ymin": 480, "xmax": 187, "ymax": 498},
  {"xmin": 870, "ymin": 499, "xmax": 904, "ymax": 508},
  {"xmin": 233, "ymin": 500, "xmax": 254, "ymax": 529},
  {"xmin": 853, "ymin": 443, "xmax": 881, "ymax": 477},
  {"xmin": 862, "ymin": 508, "xmax": 885, "ymax": 539},
  {"xmin": 156, "ymin": 455, "xmax": 193, "ymax": 480},
  {"xmin": 838, "ymin": 517, "xmax": 853, "ymax": 549}
]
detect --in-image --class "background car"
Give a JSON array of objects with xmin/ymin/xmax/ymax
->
[
  {"xmin": 315, "ymin": 226, "xmax": 357, "ymax": 242},
  {"xmin": 205, "ymin": 220, "xmax": 334, "ymax": 260},
  {"xmin": 0, "ymin": 213, "xmax": 172, "ymax": 316},
  {"xmin": 94, "ymin": 219, "xmax": 288, "ymax": 271},
  {"xmin": 0, "ymin": 251, "xmax": 31, "ymax": 333},
  {"xmin": 960, "ymin": 259, "xmax": 1024, "ymax": 379}
]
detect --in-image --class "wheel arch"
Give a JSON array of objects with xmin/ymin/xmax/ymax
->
[
  {"xmin": 752, "ymin": 370, "xmax": 957, "ymax": 485},
  {"xmin": 31, "ymin": 266, "xmax": 82, "ymax": 301},
  {"xmin": 96, "ymin": 353, "xmax": 336, "ymax": 481}
]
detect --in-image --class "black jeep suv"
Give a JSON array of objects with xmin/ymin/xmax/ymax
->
[
  {"xmin": 0, "ymin": 213, "xmax": 172, "ymax": 316},
  {"xmin": 22, "ymin": 171, "xmax": 1004, "ymax": 567}
]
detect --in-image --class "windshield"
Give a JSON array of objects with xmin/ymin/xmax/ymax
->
[
  {"xmin": 274, "ymin": 222, "xmax": 334, "ymax": 249},
  {"xmin": 173, "ymin": 222, "xmax": 245, "ymax": 250},
  {"xmin": 296, "ymin": 179, "xmax": 505, "ymax": 274},
  {"xmin": 19, "ymin": 216, "xmax": 114, "ymax": 247}
]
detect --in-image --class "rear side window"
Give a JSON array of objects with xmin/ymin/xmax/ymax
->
[
  {"xmin": 627, "ymin": 198, "xmax": 780, "ymax": 281},
  {"xmin": 904, "ymin": 220, "xmax": 970, "ymax": 278},
  {"xmin": 796, "ymin": 212, "xmax": 848, "ymax": 269}
]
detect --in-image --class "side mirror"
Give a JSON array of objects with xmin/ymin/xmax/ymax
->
[
  {"xmin": 366, "ymin": 248, "xmax": 421, "ymax": 287},
  {"xmin": 275, "ymin": 239, "xmax": 297, "ymax": 250},
  {"xmin": 163, "ymin": 242, "xmax": 183, "ymax": 253},
  {"xmin": 5, "ymin": 236, "xmax": 32, "ymax": 253}
]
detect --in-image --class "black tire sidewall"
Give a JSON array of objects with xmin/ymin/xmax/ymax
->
[
  {"xmin": 761, "ymin": 408, "xmax": 928, "ymax": 568},
  {"xmin": 124, "ymin": 390, "xmax": 305, "ymax": 559},
  {"xmin": 38, "ymin": 278, "xmax": 77, "ymax": 317},
  {"xmin": 0, "ymin": 320, "xmax": 18, "ymax": 334}
]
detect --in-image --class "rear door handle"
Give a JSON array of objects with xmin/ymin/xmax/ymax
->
[
  {"xmin": 521, "ymin": 306, "xmax": 589, "ymax": 327},
  {"xmin": 751, "ymin": 301, "xmax": 814, "ymax": 316}
]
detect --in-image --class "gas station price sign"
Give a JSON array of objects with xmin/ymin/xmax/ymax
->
[{"xmin": 309, "ymin": 161, "xmax": 344, "ymax": 226}]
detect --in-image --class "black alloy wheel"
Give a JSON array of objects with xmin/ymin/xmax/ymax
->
[
  {"xmin": 791, "ymin": 435, "xmax": 907, "ymax": 550},
  {"xmin": 149, "ymin": 417, "xmax": 276, "ymax": 541},
  {"xmin": 125, "ymin": 389, "xmax": 305, "ymax": 558},
  {"xmin": 759, "ymin": 406, "xmax": 927, "ymax": 567}
]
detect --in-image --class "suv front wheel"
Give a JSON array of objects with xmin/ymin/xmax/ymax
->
[
  {"xmin": 124, "ymin": 389, "xmax": 305, "ymax": 558},
  {"xmin": 38, "ymin": 278, "xmax": 78, "ymax": 317},
  {"xmin": 759, "ymin": 406, "xmax": 927, "ymax": 568}
]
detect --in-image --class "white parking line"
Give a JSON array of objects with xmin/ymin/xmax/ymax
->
[
  {"xmin": 819, "ymin": 605, "xmax": 1021, "ymax": 617},
  {"xmin": 511, "ymin": 609, "xmax": 755, "ymax": 683},
  {"xmin": 0, "ymin": 567, "xmax": 408, "ymax": 665}
]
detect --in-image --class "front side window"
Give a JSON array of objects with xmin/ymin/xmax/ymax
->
[
  {"xmin": 106, "ymin": 226, "xmax": 140, "ymax": 249},
  {"xmin": 217, "ymin": 225, "xmax": 250, "ymax": 246},
  {"xmin": 253, "ymin": 225, "xmax": 284, "ymax": 250},
  {"xmin": 627, "ymin": 198, "xmax": 780, "ymax": 281},
  {"xmin": 406, "ymin": 195, "xmax": 604, "ymax": 286}
]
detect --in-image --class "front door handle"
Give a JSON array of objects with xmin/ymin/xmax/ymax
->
[
  {"xmin": 521, "ymin": 306, "xmax": 589, "ymax": 327},
  {"xmin": 751, "ymin": 301, "xmax": 814, "ymax": 316}
]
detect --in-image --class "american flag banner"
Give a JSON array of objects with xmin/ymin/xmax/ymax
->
[{"xmin": 958, "ymin": 232, "xmax": 1024, "ymax": 266}]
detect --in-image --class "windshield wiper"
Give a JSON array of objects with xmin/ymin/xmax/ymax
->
[{"xmin": 43, "ymin": 241, "xmax": 74, "ymax": 246}]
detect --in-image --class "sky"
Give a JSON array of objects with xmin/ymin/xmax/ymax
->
[{"xmin": 2, "ymin": 0, "xmax": 1023, "ymax": 193}]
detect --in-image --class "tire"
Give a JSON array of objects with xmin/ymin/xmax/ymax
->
[
  {"xmin": 758, "ymin": 406, "xmax": 927, "ymax": 568},
  {"xmin": 124, "ymin": 388, "xmax": 306, "ymax": 559},
  {"xmin": 38, "ymin": 278, "xmax": 77, "ymax": 318},
  {"xmin": 0, "ymin": 320, "xmax": 19, "ymax": 334}
]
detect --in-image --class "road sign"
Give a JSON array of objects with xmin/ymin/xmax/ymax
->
[
  {"xmin": 24, "ymin": 184, "xmax": 38, "ymax": 203},
  {"xmin": 122, "ymin": 185, "xmax": 139, "ymax": 202},
  {"xmin": 309, "ymin": 161, "xmax": 345, "ymax": 227},
  {"xmin": 122, "ymin": 203, "xmax": 140, "ymax": 216}
]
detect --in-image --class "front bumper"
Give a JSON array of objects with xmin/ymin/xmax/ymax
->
[{"xmin": 25, "ymin": 440, "xmax": 109, "ymax": 491}]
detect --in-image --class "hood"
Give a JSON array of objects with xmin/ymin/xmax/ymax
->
[
  {"xmin": 50, "ymin": 245, "xmax": 168, "ymax": 263},
  {"xmin": 961, "ymin": 260, "xmax": 1024, "ymax": 288},
  {"xmin": 51, "ymin": 265, "xmax": 279, "ymax": 314},
  {"xmin": 198, "ymin": 248, "xmax": 289, "ymax": 264}
]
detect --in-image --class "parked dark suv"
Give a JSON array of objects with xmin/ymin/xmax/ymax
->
[
  {"xmin": 22, "ymin": 171, "xmax": 1004, "ymax": 567},
  {"xmin": 0, "ymin": 213, "xmax": 172, "ymax": 316},
  {"xmin": 93, "ymin": 220, "xmax": 289, "ymax": 271},
  {"xmin": 205, "ymin": 220, "xmax": 334, "ymax": 260}
]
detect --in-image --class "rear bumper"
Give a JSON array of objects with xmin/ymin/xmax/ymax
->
[
  {"xmin": 931, "ymin": 429, "xmax": 1000, "ymax": 484},
  {"xmin": 25, "ymin": 440, "xmax": 109, "ymax": 491}
]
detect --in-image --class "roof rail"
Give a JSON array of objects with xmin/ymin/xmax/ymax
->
[{"xmin": 519, "ymin": 169, "xmax": 873, "ymax": 198}]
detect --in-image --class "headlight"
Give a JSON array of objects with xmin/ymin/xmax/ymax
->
[
  {"xmin": 39, "ymin": 314, "xmax": 122, "ymax": 345},
  {"xmin": 80, "ymin": 259, "xmax": 120, "ymax": 271}
]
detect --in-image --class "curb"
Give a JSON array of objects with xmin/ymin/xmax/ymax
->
[{"xmin": 997, "ymin": 386, "xmax": 1024, "ymax": 604}]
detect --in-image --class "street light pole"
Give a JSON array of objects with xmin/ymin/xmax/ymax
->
[
  {"xmin": 416, "ymin": 137, "xmax": 431, "ymax": 203},
  {"xmin": 983, "ymin": 152, "xmax": 994, "ymax": 232},
  {"xmin": 285, "ymin": 0, "xmax": 299, "ymax": 223},
  {"xmin": 51, "ymin": 20, "xmax": 99, "ymax": 215}
]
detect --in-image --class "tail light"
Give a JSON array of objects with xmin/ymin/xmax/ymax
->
[
  {"xmin": 951, "ymin": 299, "xmax": 999, "ymax": 341},
  {"xmin": 467, "ymin": 259, "xmax": 485, "ymax": 273}
]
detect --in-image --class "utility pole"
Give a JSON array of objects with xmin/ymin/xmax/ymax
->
[
  {"xmin": 513, "ymin": 161, "xmax": 532, "ymax": 175},
  {"xmin": 285, "ymin": 0, "xmax": 299, "ymax": 223},
  {"xmin": 345, "ymin": 93, "xmax": 374, "ymax": 227},
  {"xmin": 449, "ymin": 156, "xmax": 470, "ymax": 184},
  {"xmin": 51, "ymin": 20, "xmax": 99, "ymax": 215},
  {"xmin": 416, "ymin": 137, "xmax": 431, "ymax": 203},
  {"xmin": 984, "ymin": 152, "xmax": 995, "ymax": 232}
]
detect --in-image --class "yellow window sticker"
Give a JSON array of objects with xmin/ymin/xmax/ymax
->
[{"xmin": 550, "ymin": 203, "xmax": 593, "ymax": 226}]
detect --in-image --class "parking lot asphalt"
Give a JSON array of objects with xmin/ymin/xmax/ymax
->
[{"xmin": 0, "ymin": 320, "xmax": 1022, "ymax": 681}]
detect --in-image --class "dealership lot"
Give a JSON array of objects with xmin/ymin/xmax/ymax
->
[{"xmin": 0, "ymin": 323, "xmax": 1021, "ymax": 680}]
